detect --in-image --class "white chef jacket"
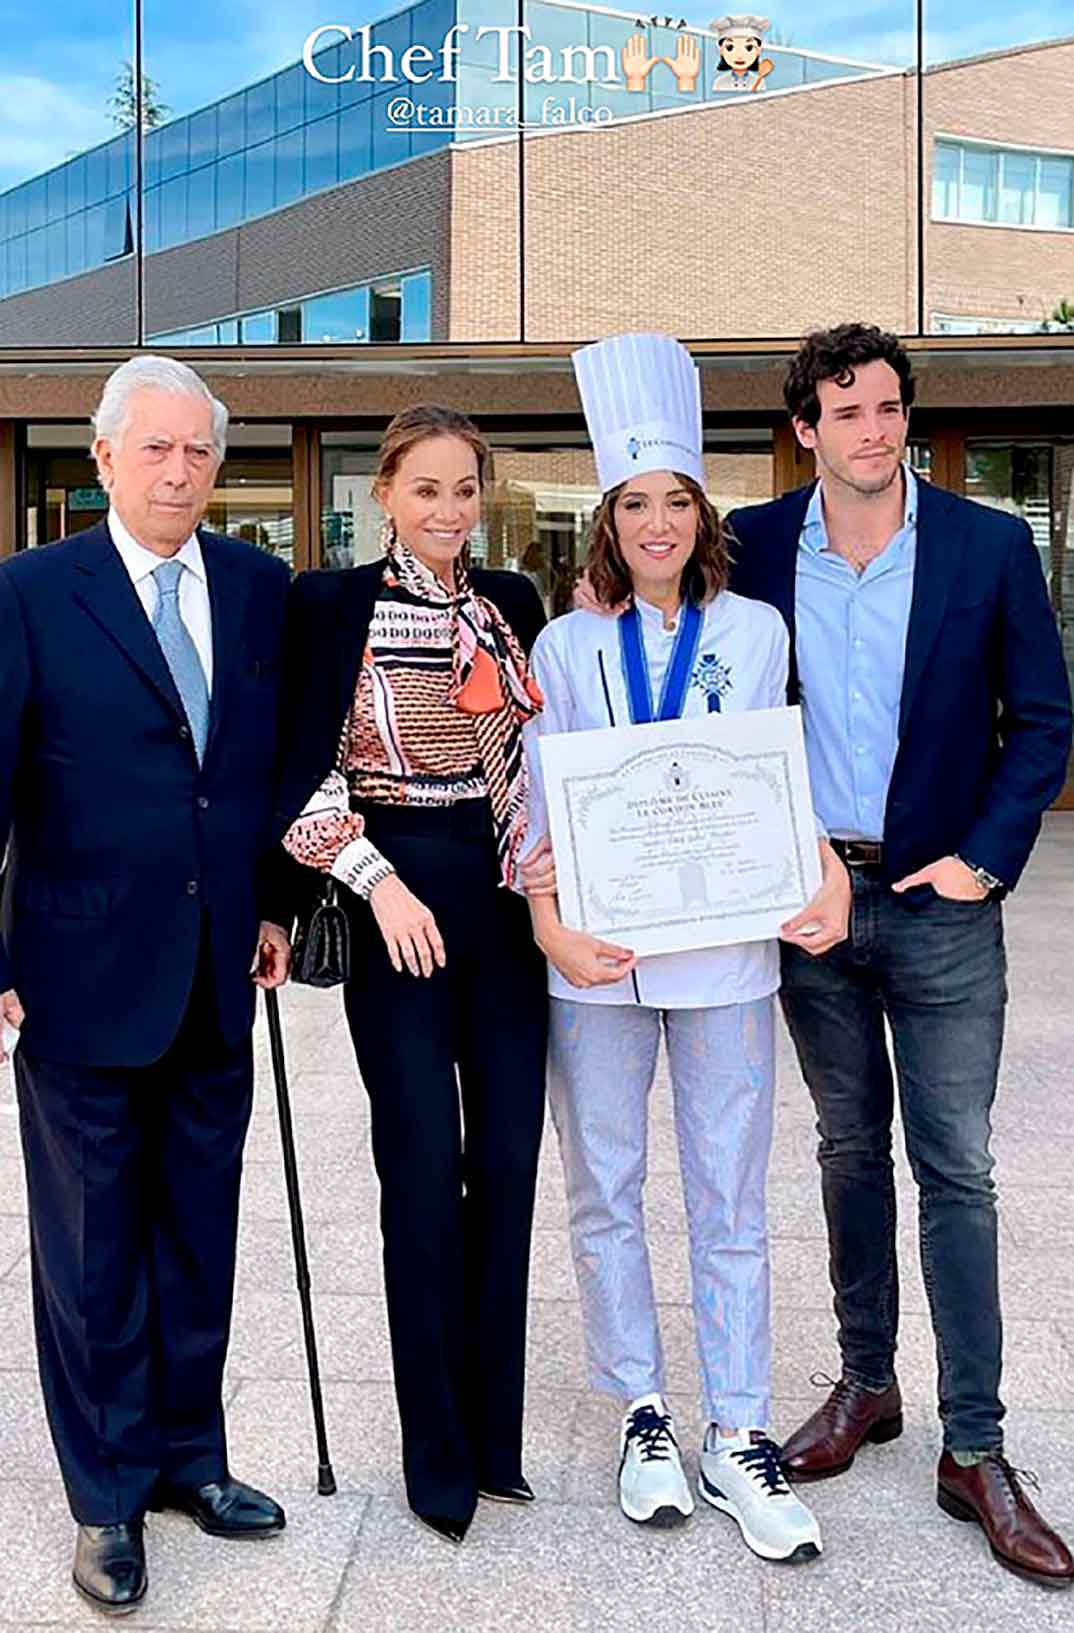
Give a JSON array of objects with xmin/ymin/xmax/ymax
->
[{"xmin": 523, "ymin": 591, "xmax": 792, "ymax": 1009}]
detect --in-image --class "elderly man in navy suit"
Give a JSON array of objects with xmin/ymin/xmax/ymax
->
[
  {"xmin": 728, "ymin": 324, "xmax": 1073, "ymax": 1589},
  {"xmin": 0, "ymin": 356, "xmax": 292, "ymax": 1615}
]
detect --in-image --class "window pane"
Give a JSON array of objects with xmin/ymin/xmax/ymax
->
[
  {"xmin": 400, "ymin": 270, "xmax": 431, "ymax": 340},
  {"xmin": 45, "ymin": 218, "xmax": 66, "ymax": 281},
  {"xmin": 303, "ymin": 285, "xmax": 370, "ymax": 341},
  {"xmin": 26, "ymin": 176, "xmax": 46, "ymax": 231},
  {"xmin": 961, "ymin": 148, "xmax": 997, "ymax": 221},
  {"xmin": 106, "ymin": 134, "xmax": 132, "ymax": 197},
  {"xmin": 6, "ymin": 188, "xmax": 27, "ymax": 238},
  {"xmin": 46, "ymin": 167, "xmax": 66, "ymax": 223},
  {"xmin": 159, "ymin": 175, "xmax": 187, "ymax": 248},
  {"xmin": 245, "ymin": 80, "xmax": 275, "ymax": 147},
  {"xmin": 217, "ymin": 318, "xmax": 239, "ymax": 342},
  {"xmin": 7, "ymin": 235, "xmax": 27, "ymax": 294},
  {"xmin": 84, "ymin": 145, "xmax": 108, "ymax": 208},
  {"xmin": 26, "ymin": 227, "xmax": 46, "ymax": 288},
  {"xmin": 372, "ymin": 92, "xmax": 410, "ymax": 170},
  {"xmin": 240, "ymin": 310, "xmax": 274, "ymax": 342},
  {"xmin": 274, "ymin": 128, "xmax": 303, "ymax": 209},
  {"xmin": 217, "ymin": 94, "xmax": 245, "ymax": 157},
  {"xmin": 66, "ymin": 157, "xmax": 87, "ymax": 215},
  {"xmin": 188, "ymin": 107, "xmax": 218, "ymax": 172},
  {"xmin": 145, "ymin": 128, "xmax": 163, "ymax": 191},
  {"xmin": 276, "ymin": 64, "xmax": 305, "ymax": 135},
  {"xmin": 84, "ymin": 203, "xmax": 106, "ymax": 266},
  {"xmin": 66, "ymin": 211, "xmax": 87, "ymax": 277},
  {"xmin": 932, "ymin": 141, "xmax": 960, "ymax": 219},
  {"xmin": 144, "ymin": 185, "xmax": 162, "ymax": 252},
  {"xmin": 305, "ymin": 42, "xmax": 342, "ymax": 121},
  {"xmin": 103, "ymin": 195, "xmax": 131, "ymax": 259},
  {"xmin": 1037, "ymin": 158, "xmax": 1073, "ymax": 230},
  {"xmin": 215, "ymin": 153, "xmax": 244, "ymax": 229},
  {"xmin": 159, "ymin": 118, "xmax": 189, "ymax": 184},
  {"xmin": 369, "ymin": 279, "xmax": 402, "ymax": 341},
  {"xmin": 339, "ymin": 100, "xmax": 373, "ymax": 181},
  {"xmin": 278, "ymin": 305, "xmax": 302, "ymax": 342},
  {"xmin": 187, "ymin": 169, "xmax": 215, "ymax": 239},
  {"xmin": 244, "ymin": 140, "xmax": 274, "ymax": 217},
  {"xmin": 997, "ymin": 151, "xmax": 1035, "ymax": 225},
  {"xmin": 304, "ymin": 115, "xmax": 339, "ymax": 194}
]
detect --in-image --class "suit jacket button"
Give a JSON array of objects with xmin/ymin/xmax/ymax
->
[
  {"xmin": 187, "ymin": 880, "xmax": 198, "ymax": 895},
  {"xmin": 197, "ymin": 796, "xmax": 209, "ymax": 810},
  {"xmin": 179, "ymin": 724, "xmax": 190, "ymax": 739}
]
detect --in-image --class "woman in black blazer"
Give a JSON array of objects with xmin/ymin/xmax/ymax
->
[{"xmin": 275, "ymin": 406, "xmax": 548, "ymax": 1544}]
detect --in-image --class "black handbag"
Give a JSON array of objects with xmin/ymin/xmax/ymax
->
[
  {"xmin": 290, "ymin": 876, "xmax": 350, "ymax": 988},
  {"xmin": 289, "ymin": 707, "xmax": 353, "ymax": 988}
]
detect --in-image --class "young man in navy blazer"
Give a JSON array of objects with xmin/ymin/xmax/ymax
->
[
  {"xmin": 0, "ymin": 357, "xmax": 292, "ymax": 1615},
  {"xmin": 728, "ymin": 324, "xmax": 1073, "ymax": 1588}
]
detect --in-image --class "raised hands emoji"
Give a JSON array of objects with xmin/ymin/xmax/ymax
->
[
  {"xmin": 621, "ymin": 32, "xmax": 663, "ymax": 92},
  {"xmin": 667, "ymin": 34, "xmax": 701, "ymax": 93}
]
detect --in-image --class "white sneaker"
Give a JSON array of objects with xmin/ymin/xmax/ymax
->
[
  {"xmin": 618, "ymin": 1393, "xmax": 695, "ymax": 1526},
  {"xmin": 698, "ymin": 1428, "xmax": 822, "ymax": 1563}
]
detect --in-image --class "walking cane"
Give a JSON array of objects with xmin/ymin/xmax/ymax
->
[{"xmin": 263, "ymin": 987, "xmax": 337, "ymax": 1496}]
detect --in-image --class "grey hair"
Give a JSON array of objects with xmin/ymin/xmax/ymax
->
[{"xmin": 91, "ymin": 354, "xmax": 229, "ymax": 461}]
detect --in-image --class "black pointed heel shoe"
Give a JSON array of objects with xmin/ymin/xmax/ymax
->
[{"xmin": 478, "ymin": 1478, "xmax": 535, "ymax": 1505}]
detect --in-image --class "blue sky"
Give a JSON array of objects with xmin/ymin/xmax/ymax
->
[{"xmin": 0, "ymin": 0, "xmax": 1069, "ymax": 191}]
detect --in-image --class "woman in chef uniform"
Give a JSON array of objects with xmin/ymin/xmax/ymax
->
[{"xmin": 522, "ymin": 332, "xmax": 848, "ymax": 1563}]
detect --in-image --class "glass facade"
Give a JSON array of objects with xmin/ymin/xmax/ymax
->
[
  {"xmin": 148, "ymin": 270, "xmax": 432, "ymax": 346},
  {"xmin": 0, "ymin": 2, "xmax": 1072, "ymax": 343}
]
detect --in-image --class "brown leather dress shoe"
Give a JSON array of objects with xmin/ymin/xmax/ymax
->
[
  {"xmin": 780, "ymin": 1377, "xmax": 903, "ymax": 1483},
  {"xmin": 937, "ymin": 1452, "xmax": 1074, "ymax": 1589}
]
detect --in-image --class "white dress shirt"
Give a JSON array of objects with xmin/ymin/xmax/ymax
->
[
  {"xmin": 523, "ymin": 591, "xmax": 790, "ymax": 1010},
  {"xmin": 107, "ymin": 506, "xmax": 214, "ymax": 693}
]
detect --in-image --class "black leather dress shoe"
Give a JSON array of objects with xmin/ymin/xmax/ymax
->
[
  {"xmin": 414, "ymin": 1510, "xmax": 471, "ymax": 1544},
  {"xmin": 152, "ymin": 1475, "xmax": 285, "ymax": 1538},
  {"xmin": 72, "ymin": 1521, "xmax": 147, "ymax": 1616},
  {"xmin": 478, "ymin": 1478, "xmax": 535, "ymax": 1504}
]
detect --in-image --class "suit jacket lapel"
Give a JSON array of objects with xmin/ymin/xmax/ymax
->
[
  {"xmin": 775, "ymin": 487, "xmax": 811, "ymax": 700},
  {"xmin": 898, "ymin": 480, "xmax": 969, "ymax": 737},
  {"xmin": 71, "ymin": 521, "xmax": 186, "ymax": 721},
  {"xmin": 201, "ymin": 530, "xmax": 251, "ymax": 759},
  {"xmin": 336, "ymin": 561, "xmax": 384, "ymax": 731}
]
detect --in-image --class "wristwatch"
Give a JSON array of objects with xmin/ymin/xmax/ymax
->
[{"xmin": 954, "ymin": 855, "xmax": 1006, "ymax": 898}]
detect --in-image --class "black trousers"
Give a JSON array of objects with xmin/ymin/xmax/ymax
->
[
  {"xmin": 344, "ymin": 801, "xmax": 548, "ymax": 1527},
  {"xmin": 14, "ymin": 936, "xmax": 253, "ymax": 1523}
]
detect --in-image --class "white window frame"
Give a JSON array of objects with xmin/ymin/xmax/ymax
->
[{"xmin": 932, "ymin": 134, "xmax": 1074, "ymax": 234}]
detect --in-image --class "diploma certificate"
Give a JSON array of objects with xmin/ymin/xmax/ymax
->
[{"xmin": 539, "ymin": 706, "xmax": 821, "ymax": 957}]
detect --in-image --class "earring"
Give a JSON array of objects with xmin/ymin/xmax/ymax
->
[{"xmin": 379, "ymin": 516, "xmax": 397, "ymax": 552}]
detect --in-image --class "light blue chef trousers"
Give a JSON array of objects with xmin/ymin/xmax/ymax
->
[{"xmin": 548, "ymin": 995, "xmax": 775, "ymax": 1429}]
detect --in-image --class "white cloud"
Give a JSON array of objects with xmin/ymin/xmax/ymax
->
[{"xmin": 0, "ymin": 75, "xmax": 114, "ymax": 191}]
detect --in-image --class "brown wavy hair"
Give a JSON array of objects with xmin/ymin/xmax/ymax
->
[
  {"xmin": 586, "ymin": 473, "xmax": 729, "ymax": 609},
  {"xmin": 372, "ymin": 404, "xmax": 494, "ymax": 499}
]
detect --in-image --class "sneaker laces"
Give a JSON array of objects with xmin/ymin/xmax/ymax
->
[
  {"xmin": 728, "ymin": 1433, "xmax": 792, "ymax": 1497},
  {"xmin": 625, "ymin": 1404, "xmax": 678, "ymax": 1464}
]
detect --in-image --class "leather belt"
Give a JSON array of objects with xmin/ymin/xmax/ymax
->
[{"xmin": 830, "ymin": 837, "xmax": 884, "ymax": 867}]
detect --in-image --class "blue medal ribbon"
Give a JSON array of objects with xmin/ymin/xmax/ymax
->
[{"xmin": 619, "ymin": 599, "xmax": 703, "ymax": 725}]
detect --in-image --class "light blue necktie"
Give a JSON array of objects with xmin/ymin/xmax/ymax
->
[{"xmin": 151, "ymin": 558, "xmax": 210, "ymax": 763}]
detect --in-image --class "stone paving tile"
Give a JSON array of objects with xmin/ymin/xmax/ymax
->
[
  {"xmin": 226, "ymin": 1379, "xmax": 576, "ymax": 1505},
  {"xmin": 0, "ymin": 1483, "xmax": 367, "ymax": 1630},
  {"xmin": 0, "ymin": 1368, "xmax": 53, "ymax": 1482},
  {"xmin": 0, "ymin": 1281, "xmax": 34, "ymax": 1369},
  {"xmin": 226, "ymin": 1291, "xmax": 393, "ymax": 1384},
  {"xmin": 234, "ymin": 1213, "xmax": 384, "ymax": 1300},
  {"xmin": 0, "ymin": 1158, "xmax": 27, "ymax": 1215},
  {"xmin": 330, "ymin": 1495, "xmax": 765, "ymax": 1633},
  {"xmin": 0, "ymin": 1213, "xmax": 28, "ymax": 1280}
]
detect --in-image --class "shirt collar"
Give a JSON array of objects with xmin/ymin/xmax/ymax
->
[
  {"xmin": 801, "ymin": 463, "xmax": 918, "ymax": 557},
  {"xmin": 108, "ymin": 505, "xmax": 206, "ymax": 585}
]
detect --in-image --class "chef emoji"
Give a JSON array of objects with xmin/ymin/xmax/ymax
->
[{"xmin": 711, "ymin": 14, "xmax": 774, "ymax": 91}]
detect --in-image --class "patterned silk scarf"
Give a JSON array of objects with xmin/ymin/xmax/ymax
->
[{"xmin": 384, "ymin": 539, "xmax": 543, "ymax": 885}]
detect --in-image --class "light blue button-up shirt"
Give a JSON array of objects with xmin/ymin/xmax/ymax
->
[{"xmin": 796, "ymin": 466, "xmax": 918, "ymax": 840}]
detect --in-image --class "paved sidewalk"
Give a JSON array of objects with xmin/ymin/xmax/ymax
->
[{"xmin": 1, "ymin": 817, "xmax": 1072, "ymax": 1632}]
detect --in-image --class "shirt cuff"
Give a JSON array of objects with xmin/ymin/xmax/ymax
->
[{"xmin": 329, "ymin": 837, "xmax": 395, "ymax": 900}]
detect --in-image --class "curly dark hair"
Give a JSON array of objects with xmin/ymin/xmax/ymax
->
[
  {"xmin": 586, "ymin": 473, "xmax": 729, "ymax": 609},
  {"xmin": 784, "ymin": 323, "xmax": 915, "ymax": 428}
]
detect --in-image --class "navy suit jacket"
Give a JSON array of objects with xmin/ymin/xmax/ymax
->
[
  {"xmin": 727, "ymin": 478, "xmax": 1073, "ymax": 892},
  {"xmin": 0, "ymin": 520, "xmax": 290, "ymax": 1067}
]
